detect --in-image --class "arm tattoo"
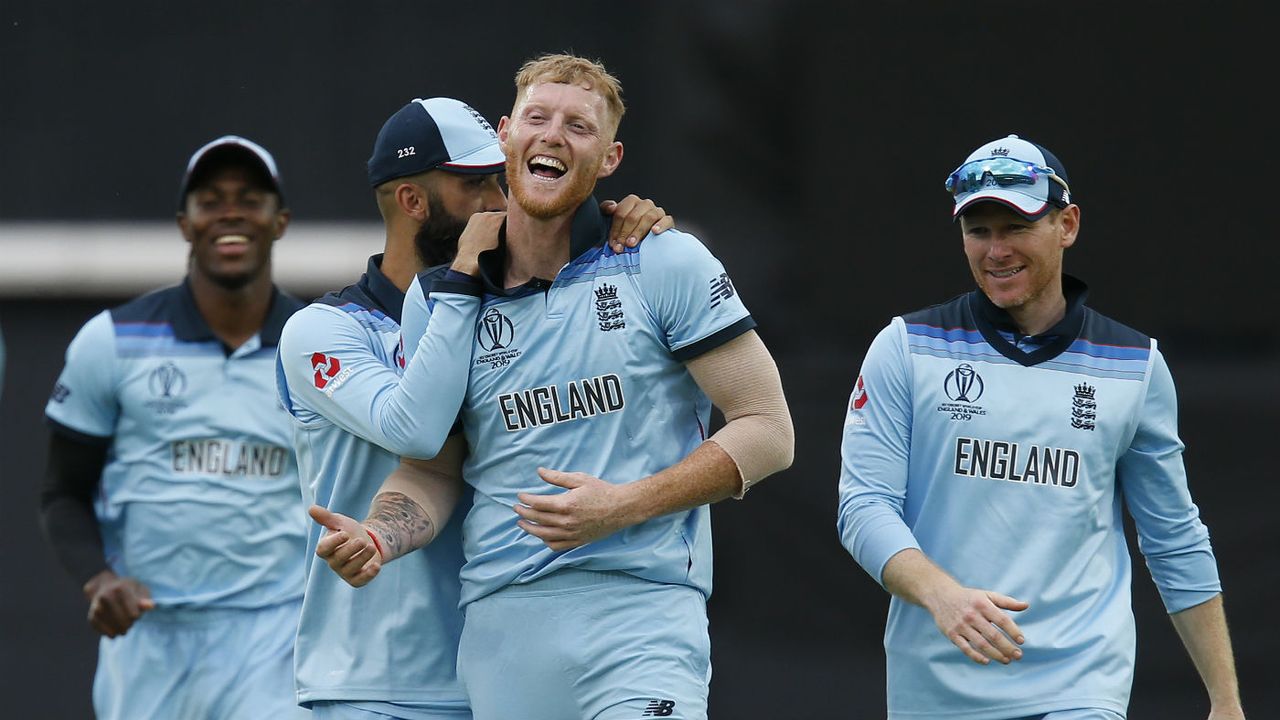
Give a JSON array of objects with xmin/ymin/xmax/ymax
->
[{"xmin": 364, "ymin": 491, "xmax": 436, "ymax": 561}]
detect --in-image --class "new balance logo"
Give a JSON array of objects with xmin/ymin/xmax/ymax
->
[
  {"xmin": 641, "ymin": 699, "xmax": 675, "ymax": 717},
  {"xmin": 708, "ymin": 272, "xmax": 736, "ymax": 308}
]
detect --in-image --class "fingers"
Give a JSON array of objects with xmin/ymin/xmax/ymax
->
[
  {"xmin": 88, "ymin": 585, "xmax": 150, "ymax": 638},
  {"xmin": 988, "ymin": 591, "xmax": 1031, "ymax": 613},
  {"xmin": 309, "ymin": 504, "xmax": 341, "ymax": 531},
  {"xmin": 536, "ymin": 467, "xmax": 585, "ymax": 489},
  {"xmin": 513, "ymin": 502, "xmax": 568, "ymax": 527},
  {"xmin": 315, "ymin": 529, "xmax": 349, "ymax": 558},
  {"xmin": 317, "ymin": 529, "xmax": 381, "ymax": 586},
  {"xmin": 516, "ymin": 519, "xmax": 583, "ymax": 551},
  {"xmin": 602, "ymin": 195, "xmax": 664, "ymax": 253}
]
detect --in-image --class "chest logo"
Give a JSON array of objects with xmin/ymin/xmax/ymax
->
[
  {"xmin": 938, "ymin": 362, "xmax": 988, "ymax": 422},
  {"xmin": 594, "ymin": 283, "xmax": 625, "ymax": 332},
  {"xmin": 944, "ymin": 363, "xmax": 984, "ymax": 403},
  {"xmin": 478, "ymin": 307, "xmax": 515, "ymax": 351},
  {"xmin": 1071, "ymin": 383, "xmax": 1097, "ymax": 431},
  {"xmin": 476, "ymin": 307, "xmax": 522, "ymax": 370},
  {"xmin": 145, "ymin": 362, "xmax": 189, "ymax": 415}
]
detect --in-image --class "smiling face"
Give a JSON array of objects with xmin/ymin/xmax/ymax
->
[
  {"xmin": 960, "ymin": 201, "xmax": 1079, "ymax": 322},
  {"xmin": 178, "ymin": 164, "xmax": 287, "ymax": 290},
  {"xmin": 498, "ymin": 81, "xmax": 623, "ymax": 219}
]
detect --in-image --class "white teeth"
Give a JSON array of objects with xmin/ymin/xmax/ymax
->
[
  {"xmin": 990, "ymin": 267, "xmax": 1023, "ymax": 278},
  {"xmin": 529, "ymin": 155, "xmax": 566, "ymax": 172},
  {"xmin": 215, "ymin": 235, "xmax": 249, "ymax": 245}
]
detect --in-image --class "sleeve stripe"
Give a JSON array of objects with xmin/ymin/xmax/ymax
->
[{"xmin": 671, "ymin": 315, "xmax": 757, "ymax": 362}]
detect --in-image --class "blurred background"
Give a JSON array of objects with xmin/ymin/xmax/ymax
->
[{"xmin": 2, "ymin": 1, "xmax": 1276, "ymax": 717}]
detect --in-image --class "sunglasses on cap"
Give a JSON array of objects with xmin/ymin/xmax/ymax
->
[{"xmin": 944, "ymin": 157, "xmax": 1071, "ymax": 198}]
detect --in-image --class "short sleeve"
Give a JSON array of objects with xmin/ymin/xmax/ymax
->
[
  {"xmin": 45, "ymin": 310, "xmax": 119, "ymax": 442},
  {"xmin": 634, "ymin": 230, "xmax": 755, "ymax": 362}
]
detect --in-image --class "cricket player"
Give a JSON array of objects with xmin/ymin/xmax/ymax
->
[
  {"xmin": 837, "ymin": 135, "xmax": 1245, "ymax": 719},
  {"xmin": 312, "ymin": 53, "xmax": 794, "ymax": 720},
  {"xmin": 276, "ymin": 96, "xmax": 675, "ymax": 718},
  {"xmin": 40, "ymin": 136, "xmax": 309, "ymax": 720}
]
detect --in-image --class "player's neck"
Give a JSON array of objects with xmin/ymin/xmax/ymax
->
[
  {"xmin": 188, "ymin": 269, "xmax": 275, "ymax": 350},
  {"xmin": 380, "ymin": 231, "xmax": 419, "ymax": 293},
  {"xmin": 1005, "ymin": 284, "xmax": 1067, "ymax": 337},
  {"xmin": 503, "ymin": 203, "xmax": 573, "ymax": 288}
]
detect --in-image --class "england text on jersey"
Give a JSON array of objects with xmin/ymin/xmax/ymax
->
[
  {"xmin": 171, "ymin": 439, "xmax": 289, "ymax": 477},
  {"xmin": 953, "ymin": 436, "xmax": 1080, "ymax": 488},
  {"xmin": 499, "ymin": 374, "xmax": 625, "ymax": 432}
]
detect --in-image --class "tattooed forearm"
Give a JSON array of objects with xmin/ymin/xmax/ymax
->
[{"xmin": 364, "ymin": 491, "xmax": 437, "ymax": 561}]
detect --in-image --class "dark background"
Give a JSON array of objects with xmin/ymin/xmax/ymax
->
[{"xmin": 1, "ymin": 2, "xmax": 1276, "ymax": 718}]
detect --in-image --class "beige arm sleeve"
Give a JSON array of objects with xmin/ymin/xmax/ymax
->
[
  {"xmin": 377, "ymin": 434, "xmax": 466, "ymax": 543},
  {"xmin": 685, "ymin": 330, "xmax": 794, "ymax": 497}
]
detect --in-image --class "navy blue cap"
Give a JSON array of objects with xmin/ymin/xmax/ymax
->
[
  {"xmin": 178, "ymin": 135, "xmax": 284, "ymax": 210},
  {"xmin": 368, "ymin": 98, "xmax": 505, "ymax": 187}
]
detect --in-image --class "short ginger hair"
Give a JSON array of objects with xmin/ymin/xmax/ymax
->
[{"xmin": 513, "ymin": 53, "xmax": 626, "ymax": 136}]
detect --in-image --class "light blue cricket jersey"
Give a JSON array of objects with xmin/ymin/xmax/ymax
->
[
  {"xmin": 276, "ymin": 256, "xmax": 477, "ymax": 710},
  {"xmin": 402, "ymin": 199, "xmax": 755, "ymax": 607},
  {"xmin": 44, "ymin": 281, "xmax": 306, "ymax": 609},
  {"xmin": 837, "ymin": 277, "xmax": 1222, "ymax": 720}
]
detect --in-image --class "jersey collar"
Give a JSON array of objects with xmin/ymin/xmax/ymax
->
[
  {"xmin": 173, "ymin": 278, "xmax": 295, "ymax": 347},
  {"xmin": 968, "ymin": 274, "xmax": 1089, "ymax": 367},
  {"xmin": 358, "ymin": 254, "xmax": 406, "ymax": 324},
  {"xmin": 475, "ymin": 196, "xmax": 606, "ymax": 295}
]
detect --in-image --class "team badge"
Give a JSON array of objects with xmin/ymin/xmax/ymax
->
[
  {"xmin": 1071, "ymin": 382, "xmax": 1097, "ymax": 430},
  {"xmin": 594, "ymin": 283, "xmax": 625, "ymax": 331}
]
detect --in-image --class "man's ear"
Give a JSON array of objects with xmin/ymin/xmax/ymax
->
[
  {"xmin": 272, "ymin": 208, "xmax": 291, "ymax": 240},
  {"xmin": 1059, "ymin": 204, "xmax": 1080, "ymax": 250},
  {"xmin": 497, "ymin": 116, "xmax": 511, "ymax": 151},
  {"xmin": 176, "ymin": 212, "xmax": 193, "ymax": 243},
  {"xmin": 396, "ymin": 182, "xmax": 429, "ymax": 223},
  {"xmin": 597, "ymin": 141, "xmax": 623, "ymax": 179}
]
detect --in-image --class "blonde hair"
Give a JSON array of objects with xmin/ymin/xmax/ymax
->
[{"xmin": 513, "ymin": 53, "xmax": 626, "ymax": 135}]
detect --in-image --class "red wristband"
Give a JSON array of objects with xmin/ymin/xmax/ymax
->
[{"xmin": 365, "ymin": 528, "xmax": 385, "ymax": 559}]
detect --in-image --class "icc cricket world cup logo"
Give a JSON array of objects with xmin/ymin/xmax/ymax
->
[
  {"xmin": 944, "ymin": 363, "xmax": 984, "ymax": 403},
  {"xmin": 149, "ymin": 362, "xmax": 187, "ymax": 399},
  {"xmin": 478, "ymin": 307, "xmax": 515, "ymax": 352}
]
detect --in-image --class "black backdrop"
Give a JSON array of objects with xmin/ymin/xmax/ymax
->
[{"xmin": 1, "ymin": 2, "xmax": 1276, "ymax": 718}]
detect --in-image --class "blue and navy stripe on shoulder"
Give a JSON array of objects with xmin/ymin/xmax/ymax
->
[
  {"xmin": 110, "ymin": 285, "xmax": 223, "ymax": 357},
  {"xmin": 901, "ymin": 292, "xmax": 1151, "ymax": 380}
]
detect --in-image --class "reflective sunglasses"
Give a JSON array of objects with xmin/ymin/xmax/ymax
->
[{"xmin": 945, "ymin": 157, "xmax": 1070, "ymax": 197}]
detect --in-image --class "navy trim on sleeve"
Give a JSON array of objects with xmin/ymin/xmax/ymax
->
[
  {"xmin": 671, "ymin": 315, "xmax": 757, "ymax": 363},
  {"xmin": 430, "ymin": 278, "xmax": 485, "ymax": 297},
  {"xmin": 46, "ymin": 416, "xmax": 112, "ymax": 447}
]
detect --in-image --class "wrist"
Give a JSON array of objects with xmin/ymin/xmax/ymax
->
[
  {"xmin": 364, "ymin": 526, "xmax": 386, "ymax": 561},
  {"xmin": 81, "ymin": 568, "xmax": 116, "ymax": 598}
]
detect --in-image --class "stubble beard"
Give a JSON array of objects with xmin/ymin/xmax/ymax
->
[{"xmin": 505, "ymin": 154, "xmax": 597, "ymax": 220}]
